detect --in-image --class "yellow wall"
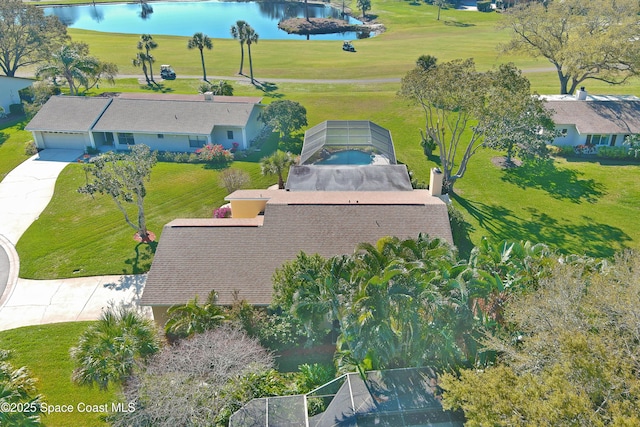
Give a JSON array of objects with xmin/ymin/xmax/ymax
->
[{"xmin": 230, "ymin": 199, "xmax": 268, "ymax": 218}]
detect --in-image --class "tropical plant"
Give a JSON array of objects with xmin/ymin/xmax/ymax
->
[
  {"xmin": 260, "ymin": 150, "xmax": 297, "ymax": 189},
  {"xmin": 187, "ymin": 32, "xmax": 213, "ymax": 82},
  {"xmin": 356, "ymin": 0, "xmax": 371, "ymax": 19},
  {"xmin": 137, "ymin": 34, "xmax": 157, "ymax": 83},
  {"xmin": 244, "ymin": 25, "xmax": 259, "ymax": 84},
  {"xmin": 132, "ymin": 51, "xmax": 151, "ymax": 85},
  {"xmin": 78, "ymin": 144, "xmax": 157, "ymax": 242},
  {"xmin": 70, "ymin": 305, "xmax": 160, "ymax": 390},
  {"xmin": 164, "ymin": 290, "xmax": 227, "ymax": 339},
  {"xmin": 230, "ymin": 20, "xmax": 249, "ymax": 75},
  {"xmin": 0, "ymin": 350, "xmax": 43, "ymax": 426},
  {"xmin": 36, "ymin": 42, "xmax": 117, "ymax": 96},
  {"xmin": 0, "ymin": 0, "xmax": 68, "ymax": 77}
]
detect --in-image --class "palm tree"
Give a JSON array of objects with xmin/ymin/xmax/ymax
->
[
  {"xmin": 260, "ymin": 150, "xmax": 296, "ymax": 189},
  {"xmin": 230, "ymin": 20, "xmax": 248, "ymax": 75},
  {"xmin": 70, "ymin": 305, "xmax": 160, "ymax": 390},
  {"xmin": 36, "ymin": 43, "xmax": 101, "ymax": 96},
  {"xmin": 0, "ymin": 352, "xmax": 44, "ymax": 426},
  {"xmin": 244, "ymin": 25, "xmax": 259, "ymax": 84},
  {"xmin": 137, "ymin": 34, "xmax": 157, "ymax": 82},
  {"xmin": 187, "ymin": 32, "xmax": 213, "ymax": 82},
  {"xmin": 164, "ymin": 290, "xmax": 227, "ymax": 339},
  {"xmin": 132, "ymin": 51, "xmax": 151, "ymax": 85}
]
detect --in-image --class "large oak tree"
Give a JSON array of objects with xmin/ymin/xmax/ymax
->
[
  {"xmin": 500, "ymin": 0, "xmax": 640, "ymax": 95},
  {"xmin": 0, "ymin": 0, "xmax": 68, "ymax": 77}
]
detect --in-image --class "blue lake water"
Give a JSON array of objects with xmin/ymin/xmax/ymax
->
[{"xmin": 43, "ymin": 1, "xmax": 369, "ymax": 40}]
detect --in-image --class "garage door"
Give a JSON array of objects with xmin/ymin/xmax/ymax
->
[{"xmin": 42, "ymin": 132, "xmax": 87, "ymax": 150}]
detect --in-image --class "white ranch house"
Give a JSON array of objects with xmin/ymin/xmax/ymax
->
[
  {"xmin": 25, "ymin": 93, "xmax": 265, "ymax": 152},
  {"xmin": 543, "ymin": 89, "xmax": 640, "ymax": 148},
  {"xmin": 0, "ymin": 76, "xmax": 33, "ymax": 114}
]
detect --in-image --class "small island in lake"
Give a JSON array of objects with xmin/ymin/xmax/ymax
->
[{"xmin": 278, "ymin": 17, "xmax": 382, "ymax": 36}]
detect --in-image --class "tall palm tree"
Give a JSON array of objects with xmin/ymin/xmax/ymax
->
[
  {"xmin": 137, "ymin": 34, "xmax": 157, "ymax": 82},
  {"xmin": 132, "ymin": 51, "xmax": 151, "ymax": 85},
  {"xmin": 230, "ymin": 20, "xmax": 248, "ymax": 75},
  {"xmin": 187, "ymin": 32, "xmax": 213, "ymax": 82},
  {"xmin": 260, "ymin": 150, "xmax": 296, "ymax": 189},
  {"xmin": 244, "ymin": 25, "xmax": 259, "ymax": 84}
]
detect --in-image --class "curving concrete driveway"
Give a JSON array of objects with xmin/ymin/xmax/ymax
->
[{"xmin": 0, "ymin": 149, "xmax": 149, "ymax": 332}]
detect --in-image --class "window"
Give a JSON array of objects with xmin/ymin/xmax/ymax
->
[
  {"xmin": 590, "ymin": 134, "xmax": 610, "ymax": 146},
  {"xmin": 227, "ymin": 130, "xmax": 234, "ymax": 140},
  {"xmin": 157, "ymin": 134, "xmax": 164, "ymax": 139},
  {"xmin": 189, "ymin": 136, "xmax": 207, "ymax": 148},
  {"xmin": 118, "ymin": 133, "xmax": 135, "ymax": 145}
]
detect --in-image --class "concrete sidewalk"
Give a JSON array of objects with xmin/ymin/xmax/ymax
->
[
  {"xmin": 0, "ymin": 275, "xmax": 148, "ymax": 331},
  {"xmin": 0, "ymin": 149, "xmax": 150, "ymax": 331}
]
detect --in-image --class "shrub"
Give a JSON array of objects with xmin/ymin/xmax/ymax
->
[
  {"xmin": 219, "ymin": 168, "xmax": 250, "ymax": 194},
  {"xmin": 196, "ymin": 144, "xmax": 234, "ymax": 164},
  {"xmin": 0, "ymin": 350, "xmax": 44, "ymax": 426},
  {"xmin": 477, "ymin": 0, "xmax": 493, "ymax": 12},
  {"xmin": 213, "ymin": 206, "xmax": 232, "ymax": 218},
  {"xmin": 597, "ymin": 146, "xmax": 629, "ymax": 160},
  {"xmin": 25, "ymin": 141, "xmax": 38, "ymax": 156},
  {"xmin": 9, "ymin": 103, "xmax": 24, "ymax": 116}
]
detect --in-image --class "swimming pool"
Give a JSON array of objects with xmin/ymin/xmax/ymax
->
[{"xmin": 315, "ymin": 150, "xmax": 373, "ymax": 165}]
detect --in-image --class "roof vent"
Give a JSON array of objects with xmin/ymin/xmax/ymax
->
[
  {"xmin": 576, "ymin": 87, "xmax": 587, "ymax": 101},
  {"xmin": 204, "ymin": 92, "xmax": 214, "ymax": 101}
]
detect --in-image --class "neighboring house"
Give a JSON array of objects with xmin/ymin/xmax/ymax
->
[
  {"xmin": 543, "ymin": 89, "xmax": 640, "ymax": 147},
  {"xmin": 142, "ymin": 120, "xmax": 452, "ymax": 324},
  {"xmin": 0, "ymin": 76, "xmax": 33, "ymax": 114},
  {"xmin": 25, "ymin": 93, "xmax": 264, "ymax": 151}
]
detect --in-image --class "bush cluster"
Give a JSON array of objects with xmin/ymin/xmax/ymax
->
[{"xmin": 156, "ymin": 144, "xmax": 234, "ymax": 165}]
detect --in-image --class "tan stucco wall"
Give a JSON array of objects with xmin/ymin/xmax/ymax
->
[
  {"xmin": 151, "ymin": 306, "xmax": 170, "ymax": 328},
  {"xmin": 230, "ymin": 199, "xmax": 268, "ymax": 218}
]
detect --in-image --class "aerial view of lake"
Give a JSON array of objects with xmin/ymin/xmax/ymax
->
[{"xmin": 43, "ymin": 1, "xmax": 368, "ymax": 40}]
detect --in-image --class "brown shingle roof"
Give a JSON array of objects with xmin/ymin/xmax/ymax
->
[
  {"xmin": 546, "ymin": 99, "xmax": 640, "ymax": 134},
  {"xmin": 141, "ymin": 191, "xmax": 453, "ymax": 307}
]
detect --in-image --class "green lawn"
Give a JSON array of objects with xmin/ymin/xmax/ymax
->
[
  {"xmin": 0, "ymin": 118, "xmax": 33, "ymax": 182},
  {"xmin": 0, "ymin": 323, "xmax": 118, "ymax": 427}
]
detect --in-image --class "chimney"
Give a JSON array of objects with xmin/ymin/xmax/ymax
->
[
  {"xmin": 575, "ymin": 87, "xmax": 587, "ymax": 101},
  {"xmin": 204, "ymin": 91, "xmax": 214, "ymax": 101},
  {"xmin": 429, "ymin": 168, "xmax": 443, "ymax": 196}
]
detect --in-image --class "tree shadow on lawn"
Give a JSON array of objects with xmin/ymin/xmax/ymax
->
[
  {"xmin": 141, "ymin": 82, "xmax": 174, "ymax": 93},
  {"xmin": 0, "ymin": 132, "xmax": 7, "ymax": 147},
  {"xmin": 501, "ymin": 159, "xmax": 606, "ymax": 204},
  {"xmin": 122, "ymin": 241, "xmax": 157, "ymax": 275},
  {"xmin": 255, "ymin": 81, "xmax": 284, "ymax": 98},
  {"xmin": 444, "ymin": 20, "xmax": 475, "ymax": 27},
  {"xmin": 452, "ymin": 194, "xmax": 630, "ymax": 258}
]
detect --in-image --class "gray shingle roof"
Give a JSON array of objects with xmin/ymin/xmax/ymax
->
[
  {"xmin": 286, "ymin": 165, "xmax": 413, "ymax": 191},
  {"xmin": 92, "ymin": 98, "xmax": 258, "ymax": 134},
  {"xmin": 546, "ymin": 99, "xmax": 640, "ymax": 134},
  {"xmin": 24, "ymin": 96, "xmax": 112, "ymax": 132},
  {"xmin": 141, "ymin": 190, "xmax": 453, "ymax": 307}
]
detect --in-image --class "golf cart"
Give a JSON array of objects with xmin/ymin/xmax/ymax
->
[
  {"xmin": 342, "ymin": 41, "xmax": 356, "ymax": 52},
  {"xmin": 160, "ymin": 64, "xmax": 176, "ymax": 80}
]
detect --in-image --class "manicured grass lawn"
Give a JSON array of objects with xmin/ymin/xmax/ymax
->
[
  {"xmin": 17, "ymin": 142, "xmax": 277, "ymax": 279},
  {"xmin": 0, "ymin": 118, "xmax": 33, "ymax": 182},
  {"xmin": 0, "ymin": 322, "xmax": 118, "ymax": 427}
]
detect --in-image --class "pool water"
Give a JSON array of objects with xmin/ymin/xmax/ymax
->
[{"xmin": 315, "ymin": 150, "xmax": 373, "ymax": 165}]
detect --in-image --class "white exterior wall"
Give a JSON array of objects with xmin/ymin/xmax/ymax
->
[
  {"xmin": 244, "ymin": 106, "xmax": 264, "ymax": 149},
  {"xmin": 212, "ymin": 127, "xmax": 243, "ymax": 149},
  {"xmin": 552, "ymin": 126, "xmax": 631, "ymax": 147},
  {"xmin": 0, "ymin": 78, "xmax": 31, "ymax": 113},
  {"xmin": 113, "ymin": 132, "xmax": 209, "ymax": 152}
]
